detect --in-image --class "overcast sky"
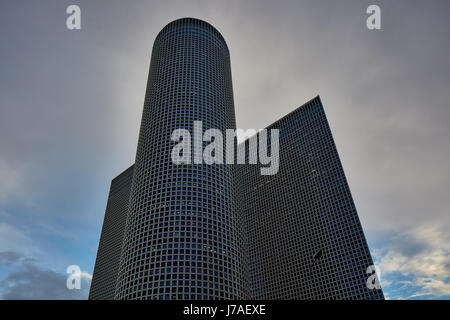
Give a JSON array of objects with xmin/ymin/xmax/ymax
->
[{"xmin": 0, "ymin": 0, "xmax": 449, "ymax": 300}]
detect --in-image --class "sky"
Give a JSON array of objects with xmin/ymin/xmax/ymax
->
[{"xmin": 0, "ymin": 0, "xmax": 449, "ymax": 300}]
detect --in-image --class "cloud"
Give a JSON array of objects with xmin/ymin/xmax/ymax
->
[
  {"xmin": 79, "ymin": 272, "xmax": 92, "ymax": 280},
  {"xmin": 0, "ymin": 251, "xmax": 24, "ymax": 267},
  {"xmin": 0, "ymin": 158, "xmax": 25, "ymax": 205},
  {"xmin": 0, "ymin": 251, "xmax": 91, "ymax": 300},
  {"xmin": 0, "ymin": 223, "xmax": 34, "ymax": 255},
  {"xmin": 374, "ymin": 227, "xmax": 450, "ymax": 299}
]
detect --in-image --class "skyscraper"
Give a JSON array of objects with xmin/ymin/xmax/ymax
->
[
  {"xmin": 114, "ymin": 18, "xmax": 248, "ymax": 300},
  {"xmin": 90, "ymin": 18, "xmax": 383, "ymax": 300},
  {"xmin": 89, "ymin": 165, "xmax": 134, "ymax": 300},
  {"xmin": 239, "ymin": 96, "xmax": 384, "ymax": 300}
]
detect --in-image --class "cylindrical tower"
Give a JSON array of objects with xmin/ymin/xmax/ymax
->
[{"xmin": 115, "ymin": 18, "xmax": 248, "ymax": 300}]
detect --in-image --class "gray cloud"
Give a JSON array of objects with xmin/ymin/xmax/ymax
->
[
  {"xmin": 0, "ymin": 223, "xmax": 36, "ymax": 256},
  {"xmin": 0, "ymin": 251, "xmax": 24, "ymax": 267},
  {"xmin": 0, "ymin": 251, "xmax": 91, "ymax": 300},
  {"xmin": 1, "ymin": 1, "xmax": 448, "ymax": 230}
]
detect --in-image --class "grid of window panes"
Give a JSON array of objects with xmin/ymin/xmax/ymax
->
[
  {"xmin": 115, "ymin": 18, "xmax": 248, "ymax": 300},
  {"xmin": 89, "ymin": 165, "xmax": 134, "ymax": 300},
  {"xmin": 239, "ymin": 96, "xmax": 384, "ymax": 300}
]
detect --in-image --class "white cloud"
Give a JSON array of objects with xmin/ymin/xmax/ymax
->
[
  {"xmin": 80, "ymin": 272, "xmax": 92, "ymax": 280},
  {"xmin": 375, "ymin": 226, "xmax": 450, "ymax": 299}
]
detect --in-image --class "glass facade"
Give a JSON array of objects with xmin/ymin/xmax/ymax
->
[
  {"xmin": 89, "ymin": 165, "xmax": 134, "ymax": 300},
  {"xmin": 114, "ymin": 18, "xmax": 248, "ymax": 300},
  {"xmin": 90, "ymin": 18, "xmax": 383, "ymax": 301},
  {"xmin": 239, "ymin": 96, "xmax": 384, "ymax": 300}
]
